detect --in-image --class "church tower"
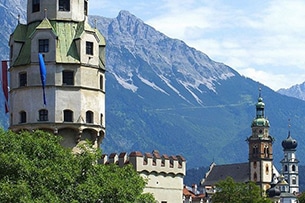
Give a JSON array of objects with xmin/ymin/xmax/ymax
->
[
  {"xmin": 9, "ymin": 0, "xmax": 106, "ymax": 150},
  {"xmin": 247, "ymin": 90, "xmax": 274, "ymax": 192},
  {"xmin": 281, "ymin": 129, "xmax": 299, "ymax": 194}
]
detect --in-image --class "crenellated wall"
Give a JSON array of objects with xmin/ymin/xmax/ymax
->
[
  {"xmin": 100, "ymin": 150, "xmax": 186, "ymax": 203},
  {"xmin": 101, "ymin": 150, "xmax": 186, "ymax": 175}
]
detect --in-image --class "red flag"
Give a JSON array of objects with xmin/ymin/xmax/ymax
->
[{"xmin": 1, "ymin": 61, "xmax": 9, "ymax": 113}]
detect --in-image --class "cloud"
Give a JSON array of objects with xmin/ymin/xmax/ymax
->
[{"xmin": 90, "ymin": 0, "xmax": 305, "ymax": 90}]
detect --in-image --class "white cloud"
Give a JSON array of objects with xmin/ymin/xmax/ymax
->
[{"xmin": 90, "ymin": 0, "xmax": 305, "ymax": 90}]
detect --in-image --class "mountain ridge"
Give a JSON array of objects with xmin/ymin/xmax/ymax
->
[{"xmin": 1, "ymin": 2, "xmax": 305, "ymax": 169}]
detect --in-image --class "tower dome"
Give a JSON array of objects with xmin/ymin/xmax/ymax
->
[{"xmin": 282, "ymin": 132, "xmax": 298, "ymax": 150}]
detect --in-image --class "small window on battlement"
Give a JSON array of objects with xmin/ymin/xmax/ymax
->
[
  {"xmin": 153, "ymin": 158, "xmax": 156, "ymax": 166},
  {"xmin": 161, "ymin": 158, "xmax": 165, "ymax": 167},
  {"xmin": 170, "ymin": 159, "xmax": 173, "ymax": 168},
  {"xmin": 143, "ymin": 156, "xmax": 147, "ymax": 165},
  {"xmin": 178, "ymin": 159, "xmax": 182, "ymax": 168}
]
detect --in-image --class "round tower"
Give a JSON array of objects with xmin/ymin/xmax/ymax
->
[
  {"xmin": 281, "ymin": 129, "xmax": 299, "ymax": 194},
  {"xmin": 27, "ymin": 0, "xmax": 88, "ymax": 24},
  {"xmin": 9, "ymin": 0, "xmax": 106, "ymax": 151},
  {"xmin": 247, "ymin": 90, "xmax": 274, "ymax": 192}
]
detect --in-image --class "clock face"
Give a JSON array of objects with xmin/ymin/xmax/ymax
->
[{"xmin": 259, "ymin": 129, "xmax": 263, "ymax": 133}]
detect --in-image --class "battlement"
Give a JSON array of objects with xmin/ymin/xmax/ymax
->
[{"xmin": 100, "ymin": 150, "xmax": 186, "ymax": 176}]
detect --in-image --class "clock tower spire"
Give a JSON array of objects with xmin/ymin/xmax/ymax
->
[{"xmin": 247, "ymin": 89, "xmax": 274, "ymax": 193}]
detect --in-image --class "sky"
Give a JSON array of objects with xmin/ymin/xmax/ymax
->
[{"xmin": 89, "ymin": 0, "xmax": 305, "ymax": 91}]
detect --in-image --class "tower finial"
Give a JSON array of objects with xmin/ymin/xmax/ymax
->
[
  {"xmin": 18, "ymin": 14, "xmax": 20, "ymax": 24},
  {"xmin": 94, "ymin": 18, "xmax": 97, "ymax": 29},
  {"xmin": 259, "ymin": 87, "xmax": 262, "ymax": 98},
  {"xmin": 288, "ymin": 118, "xmax": 291, "ymax": 138},
  {"xmin": 44, "ymin": 9, "xmax": 47, "ymax": 19}
]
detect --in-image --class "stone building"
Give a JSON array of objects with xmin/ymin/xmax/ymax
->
[
  {"xmin": 9, "ymin": 0, "xmax": 106, "ymax": 151},
  {"xmin": 101, "ymin": 150, "xmax": 186, "ymax": 203}
]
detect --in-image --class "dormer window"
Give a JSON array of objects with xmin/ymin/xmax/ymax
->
[
  {"xmin": 32, "ymin": 0, "xmax": 40, "ymax": 13},
  {"xmin": 86, "ymin": 41, "xmax": 94, "ymax": 55},
  {"xmin": 39, "ymin": 39, "xmax": 49, "ymax": 53},
  {"xmin": 59, "ymin": 0, "xmax": 70, "ymax": 11}
]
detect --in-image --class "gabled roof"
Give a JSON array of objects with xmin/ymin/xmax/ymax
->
[{"xmin": 202, "ymin": 162, "xmax": 249, "ymax": 186}]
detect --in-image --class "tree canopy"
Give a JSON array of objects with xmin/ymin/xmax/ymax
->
[
  {"xmin": 0, "ymin": 129, "xmax": 155, "ymax": 203},
  {"xmin": 212, "ymin": 177, "xmax": 272, "ymax": 203}
]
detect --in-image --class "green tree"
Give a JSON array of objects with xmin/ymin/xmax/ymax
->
[
  {"xmin": 212, "ymin": 177, "xmax": 272, "ymax": 203},
  {"xmin": 298, "ymin": 192, "xmax": 305, "ymax": 203},
  {"xmin": 0, "ymin": 129, "xmax": 155, "ymax": 203}
]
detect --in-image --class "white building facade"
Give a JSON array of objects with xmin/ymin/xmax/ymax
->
[{"xmin": 9, "ymin": 0, "xmax": 106, "ymax": 150}]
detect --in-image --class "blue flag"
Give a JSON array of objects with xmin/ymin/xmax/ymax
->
[{"xmin": 38, "ymin": 53, "xmax": 47, "ymax": 105}]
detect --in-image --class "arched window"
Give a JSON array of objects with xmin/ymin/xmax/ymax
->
[
  {"xmin": 292, "ymin": 165, "xmax": 296, "ymax": 171},
  {"xmin": 20, "ymin": 111, "xmax": 26, "ymax": 123},
  {"xmin": 63, "ymin": 110, "xmax": 73, "ymax": 122},
  {"xmin": 284, "ymin": 165, "xmax": 288, "ymax": 172},
  {"xmin": 86, "ymin": 111, "xmax": 93, "ymax": 123},
  {"xmin": 39, "ymin": 109, "xmax": 48, "ymax": 121}
]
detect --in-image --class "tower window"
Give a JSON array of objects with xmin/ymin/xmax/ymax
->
[
  {"xmin": 39, "ymin": 109, "xmax": 48, "ymax": 121},
  {"xmin": 284, "ymin": 165, "xmax": 288, "ymax": 172},
  {"xmin": 292, "ymin": 165, "xmax": 296, "ymax": 171},
  {"xmin": 19, "ymin": 72, "xmax": 27, "ymax": 87},
  {"xmin": 100, "ymin": 75, "xmax": 104, "ymax": 90},
  {"xmin": 100, "ymin": 113, "xmax": 103, "ymax": 126},
  {"xmin": 292, "ymin": 177, "xmax": 297, "ymax": 185},
  {"xmin": 86, "ymin": 111, "xmax": 93, "ymax": 123},
  {"xmin": 84, "ymin": 0, "xmax": 88, "ymax": 16},
  {"xmin": 63, "ymin": 110, "xmax": 73, "ymax": 122},
  {"xmin": 20, "ymin": 111, "xmax": 27, "ymax": 123},
  {"xmin": 63, "ymin": 70, "xmax": 74, "ymax": 85},
  {"xmin": 266, "ymin": 164, "xmax": 269, "ymax": 175},
  {"xmin": 86, "ymin": 41, "xmax": 94, "ymax": 55},
  {"xmin": 32, "ymin": 0, "xmax": 40, "ymax": 13},
  {"xmin": 39, "ymin": 39, "xmax": 49, "ymax": 53},
  {"xmin": 59, "ymin": 0, "xmax": 70, "ymax": 11},
  {"xmin": 253, "ymin": 172, "xmax": 257, "ymax": 182}
]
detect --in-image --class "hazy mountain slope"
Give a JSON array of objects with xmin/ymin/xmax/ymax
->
[
  {"xmin": 90, "ymin": 11, "xmax": 305, "ymax": 168},
  {"xmin": 278, "ymin": 82, "xmax": 305, "ymax": 101}
]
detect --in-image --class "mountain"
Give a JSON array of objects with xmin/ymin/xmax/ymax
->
[
  {"xmin": 278, "ymin": 82, "xmax": 305, "ymax": 101},
  {"xmin": 90, "ymin": 11, "xmax": 305, "ymax": 169},
  {"xmin": 1, "ymin": 2, "xmax": 305, "ymax": 171}
]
